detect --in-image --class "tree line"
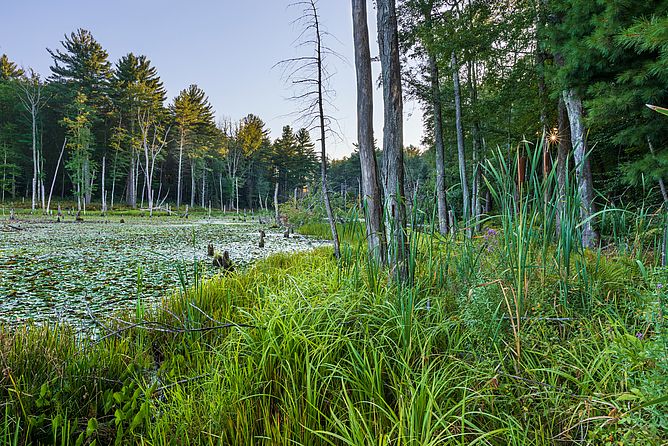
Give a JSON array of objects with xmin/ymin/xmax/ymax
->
[{"xmin": 0, "ymin": 29, "xmax": 321, "ymax": 214}]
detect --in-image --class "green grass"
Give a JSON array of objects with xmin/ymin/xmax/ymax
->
[
  {"xmin": 1, "ymin": 240, "xmax": 666, "ymax": 445},
  {"xmin": 1, "ymin": 143, "xmax": 666, "ymax": 445}
]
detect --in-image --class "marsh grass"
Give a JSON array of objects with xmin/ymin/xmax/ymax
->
[{"xmin": 1, "ymin": 145, "xmax": 667, "ymax": 445}]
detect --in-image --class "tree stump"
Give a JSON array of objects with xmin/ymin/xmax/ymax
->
[{"xmin": 213, "ymin": 250, "xmax": 234, "ymax": 273}]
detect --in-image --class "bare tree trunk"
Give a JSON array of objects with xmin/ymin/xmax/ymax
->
[
  {"xmin": 177, "ymin": 132, "xmax": 184, "ymax": 208},
  {"xmin": 306, "ymin": 0, "xmax": 341, "ymax": 258},
  {"xmin": 377, "ymin": 0, "xmax": 408, "ymax": 279},
  {"xmin": 235, "ymin": 176, "xmax": 240, "ymax": 214},
  {"xmin": 83, "ymin": 156, "xmax": 92, "ymax": 206},
  {"xmin": 429, "ymin": 54, "xmax": 449, "ymax": 236},
  {"xmin": 201, "ymin": 163, "xmax": 206, "ymax": 208},
  {"xmin": 31, "ymin": 105, "xmax": 37, "ymax": 211},
  {"xmin": 352, "ymin": 0, "xmax": 387, "ymax": 263},
  {"xmin": 101, "ymin": 155, "xmax": 106, "ymax": 213},
  {"xmin": 452, "ymin": 51, "xmax": 470, "ymax": 233},
  {"xmin": 471, "ymin": 122, "xmax": 483, "ymax": 233},
  {"xmin": 110, "ymin": 151, "xmax": 117, "ymax": 210},
  {"xmin": 46, "ymin": 139, "xmax": 66, "ymax": 214},
  {"xmin": 219, "ymin": 172, "xmax": 224, "ymax": 211},
  {"xmin": 274, "ymin": 182, "xmax": 280, "ymax": 225},
  {"xmin": 191, "ymin": 161, "xmax": 196, "ymax": 208},
  {"xmin": 127, "ymin": 151, "xmax": 137, "ymax": 208},
  {"xmin": 1, "ymin": 151, "xmax": 5, "ymax": 203},
  {"xmin": 562, "ymin": 88, "xmax": 597, "ymax": 248}
]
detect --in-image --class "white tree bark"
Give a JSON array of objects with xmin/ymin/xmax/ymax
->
[{"xmin": 177, "ymin": 131, "xmax": 185, "ymax": 209}]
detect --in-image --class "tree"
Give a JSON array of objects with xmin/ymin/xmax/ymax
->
[
  {"xmin": 0, "ymin": 55, "xmax": 24, "ymax": 80},
  {"xmin": 547, "ymin": 0, "xmax": 601, "ymax": 248},
  {"xmin": 17, "ymin": 70, "xmax": 48, "ymax": 211},
  {"xmin": 48, "ymin": 29, "xmax": 112, "ymax": 206},
  {"xmin": 0, "ymin": 55, "xmax": 23, "ymax": 202},
  {"xmin": 398, "ymin": 0, "xmax": 451, "ymax": 236},
  {"xmin": 48, "ymin": 29, "xmax": 111, "ymax": 105},
  {"xmin": 170, "ymin": 84, "xmax": 214, "ymax": 208},
  {"xmin": 352, "ymin": 0, "xmax": 387, "ymax": 263},
  {"xmin": 586, "ymin": 3, "xmax": 668, "ymax": 200},
  {"xmin": 277, "ymin": 0, "xmax": 341, "ymax": 258},
  {"xmin": 237, "ymin": 113, "xmax": 269, "ymax": 209},
  {"xmin": 61, "ymin": 93, "xmax": 94, "ymax": 211},
  {"xmin": 377, "ymin": 0, "xmax": 409, "ymax": 279},
  {"xmin": 110, "ymin": 53, "xmax": 166, "ymax": 208},
  {"xmin": 137, "ymin": 109, "xmax": 170, "ymax": 216}
]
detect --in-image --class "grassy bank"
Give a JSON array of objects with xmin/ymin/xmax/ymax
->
[
  {"xmin": 1, "ymin": 231, "xmax": 666, "ymax": 445},
  {"xmin": 2, "ymin": 147, "xmax": 666, "ymax": 445}
]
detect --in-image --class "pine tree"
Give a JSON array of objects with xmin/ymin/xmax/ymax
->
[
  {"xmin": 109, "ymin": 53, "xmax": 166, "ymax": 207},
  {"xmin": 170, "ymin": 84, "xmax": 214, "ymax": 208},
  {"xmin": 0, "ymin": 54, "xmax": 24, "ymax": 80}
]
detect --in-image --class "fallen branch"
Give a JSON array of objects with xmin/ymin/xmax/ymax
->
[{"xmin": 95, "ymin": 319, "xmax": 259, "ymax": 344}]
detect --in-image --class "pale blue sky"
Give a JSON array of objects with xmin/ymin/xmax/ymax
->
[{"xmin": 0, "ymin": 0, "xmax": 423, "ymax": 158}]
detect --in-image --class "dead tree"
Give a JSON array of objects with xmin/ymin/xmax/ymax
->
[
  {"xmin": 276, "ymin": 0, "xmax": 341, "ymax": 258},
  {"xmin": 17, "ymin": 70, "xmax": 48, "ymax": 212},
  {"xmin": 377, "ymin": 0, "xmax": 409, "ymax": 280},
  {"xmin": 352, "ymin": 0, "xmax": 387, "ymax": 264},
  {"xmin": 138, "ymin": 110, "xmax": 170, "ymax": 218}
]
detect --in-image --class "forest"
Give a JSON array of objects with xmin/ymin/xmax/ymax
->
[{"xmin": 1, "ymin": 0, "xmax": 667, "ymax": 445}]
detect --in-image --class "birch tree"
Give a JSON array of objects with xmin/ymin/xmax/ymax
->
[
  {"xmin": 17, "ymin": 70, "xmax": 48, "ymax": 211},
  {"xmin": 137, "ymin": 109, "xmax": 170, "ymax": 217}
]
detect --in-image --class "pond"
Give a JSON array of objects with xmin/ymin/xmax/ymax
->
[{"xmin": 0, "ymin": 216, "xmax": 328, "ymax": 328}]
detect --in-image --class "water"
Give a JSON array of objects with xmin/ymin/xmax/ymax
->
[{"xmin": 0, "ymin": 216, "xmax": 327, "ymax": 327}]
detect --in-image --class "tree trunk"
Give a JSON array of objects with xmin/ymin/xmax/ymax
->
[
  {"xmin": 201, "ymin": 163, "xmax": 206, "ymax": 208},
  {"xmin": 274, "ymin": 182, "xmax": 280, "ymax": 225},
  {"xmin": 177, "ymin": 133, "xmax": 184, "ymax": 209},
  {"xmin": 31, "ymin": 104, "xmax": 37, "ymax": 211},
  {"xmin": 429, "ymin": 54, "xmax": 449, "ymax": 236},
  {"xmin": 452, "ymin": 51, "xmax": 470, "ymax": 233},
  {"xmin": 353, "ymin": 0, "xmax": 387, "ymax": 263},
  {"xmin": 562, "ymin": 88, "xmax": 598, "ymax": 248},
  {"xmin": 127, "ymin": 151, "xmax": 136, "ymax": 208},
  {"xmin": 101, "ymin": 155, "xmax": 106, "ymax": 213},
  {"xmin": 308, "ymin": 0, "xmax": 341, "ymax": 258},
  {"xmin": 219, "ymin": 172, "xmax": 224, "ymax": 210},
  {"xmin": 84, "ymin": 156, "xmax": 92, "ymax": 206},
  {"xmin": 2, "ymin": 151, "xmax": 5, "ymax": 203},
  {"xmin": 556, "ymin": 97, "xmax": 570, "ymax": 234},
  {"xmin": 190, "ymin": 161, "xmax": 196, "ymax": 208},
  {"xmin": 377, "ymin": 0, "xmax": 408, "ymax": 279},
  {"xmin": 471, "ymin": 122, "xmax": 482, "ymax": 233},
  {"xmin": 235, "ymin": 176, "xmax": 240, "ymax": 214},
  {"xmin": 46, "ymin": 139, "xmax": 66, "ymax": 214},
  {"xmin": 647, "ymin": 137, "xmax": 668, "ymax": 205}
]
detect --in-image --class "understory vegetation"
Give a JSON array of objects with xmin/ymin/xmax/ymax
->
[{"xmin": 2, "ymin": 147, "xmax": 667, "ymax": 446}]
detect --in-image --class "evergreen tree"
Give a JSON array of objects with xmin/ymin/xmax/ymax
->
[
  {"xmin": 0, "ymin": 54, "xmax": 25, "ymax": 80},
  {"xmin": 170, "ymin": 84, "xmax": 214, "ymax": 208},
  {"xmin": 109, "ymin": 53, "xmax": 166, "ymax": 207}
]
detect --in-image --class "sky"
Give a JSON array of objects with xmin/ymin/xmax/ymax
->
[{"xmin": 0, "ymin": 0, "xmax": 425, "ymax": 159}]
